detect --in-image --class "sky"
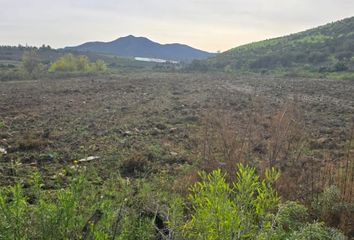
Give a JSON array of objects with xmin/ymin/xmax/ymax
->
[{"xmin": 0, "ymin": 0, "xmax": 353, "ymax": 52}]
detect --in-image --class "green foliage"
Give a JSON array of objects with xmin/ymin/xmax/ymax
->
[
  {"xmin": 208, "ymin": 16, "xmax": 354, "ymax": 75},
  {"xmin": 0, "ymin": 183, "xmax": 29, "ymax": 239},
  {"xmin": 272, "ymin": 201, "xmax": 309, "ymax": 239},
  {"xmin": 49, "ymin": 53, "xmax": 107, "ymax": 73},
  {"xmin": 0, "ymin": 166, "xmax": 347, "ymax": 239},
  {"xmin": 313, "ymin": 185, "xmax": 341, "ymax": 214},
  {"xmin": 276, "ymin": 201, "xmax": 308, "ymax": 231},
  {"xmin": 0, "ymin": 120, "xmax": 5, "ymax": 129},
  {"xmin": 117, "ymin": 214, "xmax": 155, "ymax": 240},
  {"xmin": 288, "ymin": 222, "xmax": 346, "ymax": 240},
  {"xmin": 94, "ymin": 59, "xmax": 108, "ymax": 72},
  {"xmin": 182, "ymin": 165, "xmax": 347, "ymax": 240},
  {"xmin": 183, "ymin": 164, "xmax": 280, "ymax": 239},
  {"xmin": 0, "ymin": 170, "xmax": 154, "ymax": 239}
]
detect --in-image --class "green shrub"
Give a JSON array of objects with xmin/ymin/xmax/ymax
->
[
  {"xmin": 49, "ymin": 54, "xmax": 107, "ymax": 73},
  {"xmin": 182, "ymin": 165, "xmax": 347, "ymax": 240},
  {"xmin": 0, "ymin": 120, "xmax": 5, "ymax": 129},
  {"xmin": 0, "ymin": 166, "xmax": 347, "ymax": 239},
  {"xmin": 183, "ymin": 164, "xmax": 280, "ymax": 239},
  {"xmin": 0, "ymin": 183, "xmax": 29, "ymax": 239},
  {"xmin": 273, "ymin": 201, "xmax": 309, "ymax": 239},
  {"xmin": 288, "ymin": 222, "xmax": 346, "ymax": 240},
  {"xmin": 312, "ymin": 185, "xmax": 341, "ymax": 222},
  {"xmin": 94, "ymin": 59, "xmax": 108, "ymax": 72},
  {"xmin": 0, "ymin": 170, "xmax": 173, "ymax": 239}
]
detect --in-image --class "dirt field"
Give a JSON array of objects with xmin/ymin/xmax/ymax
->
[{"xmin": 0, "ymin": 73, "xmax": 353, "ymax": 187}]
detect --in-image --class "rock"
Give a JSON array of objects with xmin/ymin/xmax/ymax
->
[
  {"xmin": 169, "ymin": 128, "xmax": 178, "ymax": 133},
  {"xmin": 122, "ymin": 131, "xmax": 132, "ymax": 137},
  {"xmin": 170, "ymin": 151, "xmax": 178, "ymax": 156},
  {"xmin": 317, "ymin": 137, "xmax": 329, "ymax": 145},
  {"xmin": 78, "ymin": 156, "xmax": 100, "ymax": 163},
  {"xmin": 0, "ymin": 147, "xmax": 7, "ymax": 155}
]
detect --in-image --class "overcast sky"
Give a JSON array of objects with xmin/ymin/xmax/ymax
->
[{"xmin": 1, "ymin": 0, "xmax": 353, "ymax": 52}]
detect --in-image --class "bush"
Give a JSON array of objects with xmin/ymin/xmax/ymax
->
[
  {"xmin": 182, "ymin": 165, "xmax": 347, "ymax": 240},
  {"xmin": 334, "ymin": 61, "xmax": 349, "ymax": 72},
  {"xmin": 49, "ymin": 54, "xmax": 107, "ymax": 73},
  {"xmin": 289, "ymin": 222, "xmax": 346, "ymax": 240},
  {"xmin": 312, "ymin": 185, "xmax": 341, "ymax": 221},
  {"xmin": 0, "ymin": 165, "xmax": 347, "ymax": 239},
  {"xmin": 22, "ymin": 50, "xmax": 40, "ymax": 75},
  {"xmin": 94, "ymin": 59, "xmax": 108, "ymax": 72},
  {"xmin": 183, "ymin": 164, "xmax": 280, "ymax": 239},
  {"xmin": 273, "ymin": 201, "xmax": 309, "ymax": 238}
]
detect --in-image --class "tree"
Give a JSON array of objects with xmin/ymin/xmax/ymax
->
[
  {"xmin": 22, "ymin": 50, "xmax": 40, "ymax": 75},
  {"xmin": 76, "ymin": 55, "xmax": 91, "ymax": 71},
  {"xmin": 93, "ymin": 59, "xmax": 107, "ymax": 72},
  {"xmin": 49, "ymin": 53, "xmax": 77, "ymax": 72},
  {"xmin": 49, "ymin": 54, "xmax": 108, "ymax": 73}
]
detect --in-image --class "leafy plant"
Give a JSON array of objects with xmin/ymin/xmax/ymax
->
[
  {"xmin": 288, "ymin": 222, "xmax": 346, "ymax": 240},
  {"xmin": 183, "ymin": 164, "xmax": 280, "ymax": 239},
  {"xmin": 49, "ymin": 53, "xmax": 107, "ymax": 73},
  {"xmin": 0, "ymin": 120, "xmax": 5, "ymax": 129},
  {"xmin": 0, "ymin": 184, "xmax": 29, "ymax": 239}
]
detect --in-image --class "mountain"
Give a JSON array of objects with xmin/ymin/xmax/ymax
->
[
  {"xmin": 66, "ymin": 35, "xmax": 214, "ymax": 62},
  {"xmin": 207, "ymin": 16, "xmax": 354, "ymax": 74}
]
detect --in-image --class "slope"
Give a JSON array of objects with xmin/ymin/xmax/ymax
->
[{"xmin": 208, "ymin": 16, "xmax": 354, "ymax": 74}]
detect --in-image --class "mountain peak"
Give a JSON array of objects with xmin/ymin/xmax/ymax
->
[{"xmin": 66, "ymin": 36, "xmax": 214, "ymax": 61}]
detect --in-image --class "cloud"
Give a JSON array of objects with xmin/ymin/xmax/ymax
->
[{"xmin": 0, "ymin": 0, "xmax": 353, "ymax": 51}]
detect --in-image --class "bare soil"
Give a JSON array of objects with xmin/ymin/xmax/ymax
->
[{"xmin": 0, "ymin": 73, "xmax": 353, "ymax": 186}]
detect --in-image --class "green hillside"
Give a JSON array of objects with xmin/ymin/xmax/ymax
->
[{"xmin": 208, "ymin": 16, "xmax": 354, "ymax": 76}]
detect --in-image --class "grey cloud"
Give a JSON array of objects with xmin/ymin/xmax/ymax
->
[{"xmin": 0, "ymin": 0, "xmax": 353, "ymax": 51}]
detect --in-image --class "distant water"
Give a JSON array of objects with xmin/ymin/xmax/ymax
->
[{"xmin": 134, "ymin": 57, "xmax": 178, "ymax": 64}]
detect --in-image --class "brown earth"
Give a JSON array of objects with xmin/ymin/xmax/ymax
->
[{"xmin": 0, "ymin": 73, "xmax": 353, "ymax": 188}]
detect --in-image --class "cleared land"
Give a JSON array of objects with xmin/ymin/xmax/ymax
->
[{"xmin": 1, "ymin": 73, "xmax": 353, "ymax": 184}]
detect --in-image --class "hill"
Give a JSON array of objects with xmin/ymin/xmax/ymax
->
[
  {"xmin": 207, "ymin": 16, "xmax": 354, "ymax": 75},
  {"xmin": 66, "ymin": 35, "xmax": 214, "ymax": 62}
]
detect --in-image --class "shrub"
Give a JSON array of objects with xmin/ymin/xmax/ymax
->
[
  {"xmin": 0, "ymin": 68, "xmax": 26, "ymax": 81},
  {"xmin": 0, "ymin": 165, "xmax": 347, "ymax": 239},
  {"xmin": 0, "ymin": 120, "xmax": 5, "ymax": 129},
  {"xmin": 312, "ymin": 186, "xmax": 341, "ymax": 222},
  {"xmin": 273, "ymin": 201, "xmax": 309, "ymax": 239},
  {"xmin": 0, "ymin": 170, "xmax": 174, "ymax": 239},
  {"xmin": 288, "ymin": 222, "xmax": 346, "ymax": 240},
  {"xmin": 49, "ymin": 53, "xmax": 77, "ymax": 72},
  {"xmin": 49, "ymin": 54, "xmax": 107, "ymax": 73},
  {"xmin": 183, "ymin": 164, "xmax": 280, "ymax": 239},
  {"xmin": 0, "ymin": 183, "xmax": 29, "ymax": 239},
  {"xmin": 182, "ymin": 164, "xmax": 347, "ymax": 239},
  {"xmin": 22, "ymin": 50, "xmax": 40, "ymax": 75},
  {"xmin": 94, "ymin": 59, "xmax": 108, "ymax": 72}
]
